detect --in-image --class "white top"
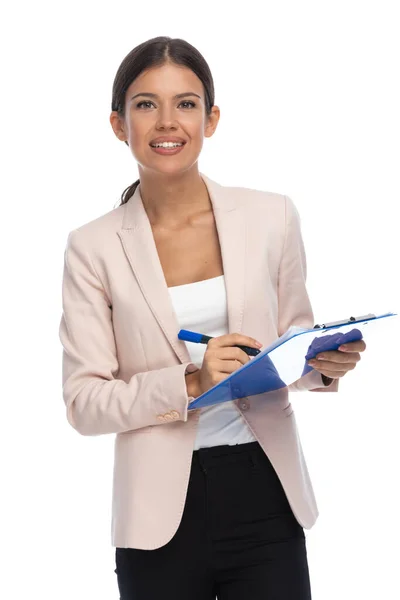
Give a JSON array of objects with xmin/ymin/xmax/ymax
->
[{"xmin": 168, "ymin": 275, "xmax": 257, "ymax": 450}]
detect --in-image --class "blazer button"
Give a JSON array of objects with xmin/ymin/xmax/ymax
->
[
  {"xmin": 170, "ymin": 410, "xmax": 180, "ymax": 419},
  {"xmin": 157, "ymin": 415, "xmax": 165, "ymax": 422},
  {"xmin": 240, "ymin": 401, "xmax": 249, "ymax": 410},
  {"xmin": 164, "ymin": 413, "xmax": 173, "ymax": 421}
]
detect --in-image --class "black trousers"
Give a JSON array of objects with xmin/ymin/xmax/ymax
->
[{"xmin": 114, "ymin": 441, "xmax": 312, "ymax": 599}]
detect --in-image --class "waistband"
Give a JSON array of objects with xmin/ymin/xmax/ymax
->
[{"xmin": 193, "ymin": 441, "xmax": 262, "ymax": 469}]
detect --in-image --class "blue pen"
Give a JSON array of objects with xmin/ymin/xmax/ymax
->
[{"xmin": 178, "ymin": 329, "xmax": 261, "ymax": 357}]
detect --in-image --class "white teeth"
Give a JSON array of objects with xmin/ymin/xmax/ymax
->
[{"xmin": 151, "ymin": 142, "xmax": 184, "ymax": 148}]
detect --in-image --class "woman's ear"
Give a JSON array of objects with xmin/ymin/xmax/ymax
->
[
  {"xmin": 204, "ymin": 105, "xmax": 220, "ymax": 139},
  {"xmin": 109, "ymin": 111, "xmax": 128, "ymax": 143}
]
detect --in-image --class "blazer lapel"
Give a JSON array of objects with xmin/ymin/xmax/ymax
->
[{"xmin": 117, "ymin": 173, "xmax": 246, "ymax": 365}]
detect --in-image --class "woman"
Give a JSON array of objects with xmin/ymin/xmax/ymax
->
[{"xmin": 59, "ymin": 36, "xmax": 365, "ymax": 599}]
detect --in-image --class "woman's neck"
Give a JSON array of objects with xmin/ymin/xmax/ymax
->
[{"xmin": 138, "ymin": 169, "xmax": 212, "ymax": 229}]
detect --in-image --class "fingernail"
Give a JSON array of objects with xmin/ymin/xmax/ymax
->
[
  {"xmin": 255, "ymin": 341, "xmax": 263, "ymax": 347},
  {"xmin": 339, "ymin": 345, "xmax": 346, "ymax": 351}
]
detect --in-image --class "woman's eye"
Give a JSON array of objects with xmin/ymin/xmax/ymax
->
[
  {"xmin": 136, "ymin": 101, "xmax": 154, "ymax": 109},
  {"xmin": 136, "ymin": 100, "xmax": 196, "ymax": 109}
]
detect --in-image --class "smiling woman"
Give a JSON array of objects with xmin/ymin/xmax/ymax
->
[
  {"xmin": 60, "ymin": 35, "xmax": 345, "ymax": 600},
  {"xmin": 109, "ymin": 37, "xmax": 220, "ymax": 210}
]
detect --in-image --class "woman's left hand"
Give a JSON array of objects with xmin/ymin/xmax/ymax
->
[{"xmin": 307, "ymin": 340, "xmax": 367, "ymax": 380}]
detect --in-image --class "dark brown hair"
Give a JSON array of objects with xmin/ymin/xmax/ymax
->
[{"xmin": 111, "ymin": 36, "xmax": 215, "ymax": 206}]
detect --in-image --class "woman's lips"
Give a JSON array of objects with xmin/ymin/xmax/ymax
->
[{"xmin": 149, "ymin": 143, "xmax": 186, "ymax": 155}]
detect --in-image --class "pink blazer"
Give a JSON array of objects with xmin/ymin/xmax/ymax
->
[{"xmin": 59, "ymin": 173, "xmax": 338, "ymax": 550}]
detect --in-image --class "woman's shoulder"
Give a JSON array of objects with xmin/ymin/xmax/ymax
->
[
  {"xmin": 76, "ymin": 203, "xmax": 124, "ymax": 233},
  {"xmin": 63, "ymin": 203, "xmax": 126, "ymax": 259},
  {"xmin": 213, "ymin": 175, "xmax": 288, "ymax": 206},
  {"xmin": 215, "ymin": 178, "xmax": 301, "ymax": 231},
  {"xmin": 223, "ymin": 179, "xmax": 292, "ymax": 215}
]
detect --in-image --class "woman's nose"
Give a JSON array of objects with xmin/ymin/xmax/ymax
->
[{"xmin": 156, "ymin": 107, "xmax": 178, "ymax": 129}]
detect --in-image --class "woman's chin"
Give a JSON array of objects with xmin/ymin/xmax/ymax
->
[{"xmin": 140, "ymin": 157, "xmax": 198, "ymax": 177}]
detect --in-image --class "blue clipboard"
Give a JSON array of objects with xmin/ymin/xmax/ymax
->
[{"xmin": 187, "ymin": 311, "xmax": 397, "ymax": 409}]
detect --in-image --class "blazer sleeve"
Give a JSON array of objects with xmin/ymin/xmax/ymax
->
[
  {"xmin": 277, "ymin": 195, "xmax": 339, "ymax": 393},
  {"xmin": 59, "ymin": 229, "xmax": 199, "ymax": 436}
]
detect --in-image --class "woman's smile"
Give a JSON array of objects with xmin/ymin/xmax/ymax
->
[{"xmin": 149, "ymin": 142, "xmax": 187, "ymax": 155}]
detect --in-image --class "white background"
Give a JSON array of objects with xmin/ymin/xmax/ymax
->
[{"xmin": 1, "ymin": 1, "xmax": 399, "ymax": 599}]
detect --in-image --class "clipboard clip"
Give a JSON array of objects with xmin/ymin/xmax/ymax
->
[{"xmin": 313, "ymin": 313, "xmax": 376, "ymax": 329}]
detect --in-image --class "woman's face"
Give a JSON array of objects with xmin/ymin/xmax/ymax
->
[{"xmin": 110, "ymin": 63, "xmax": 220, "ymax": 177}]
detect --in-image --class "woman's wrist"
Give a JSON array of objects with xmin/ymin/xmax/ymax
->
[{"xmin": 185, "ymin": 370, "xmax": 201, "ymax": 400}]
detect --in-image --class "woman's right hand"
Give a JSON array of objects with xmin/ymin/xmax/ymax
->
[{"xmin": 197, "ymin": 333, "xmax": 263, "ymax": 395}]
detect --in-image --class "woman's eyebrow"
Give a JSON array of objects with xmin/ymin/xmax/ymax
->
[{"xmin": 130, "ymin": 92, "xmax": 201, "ymax": 101}]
